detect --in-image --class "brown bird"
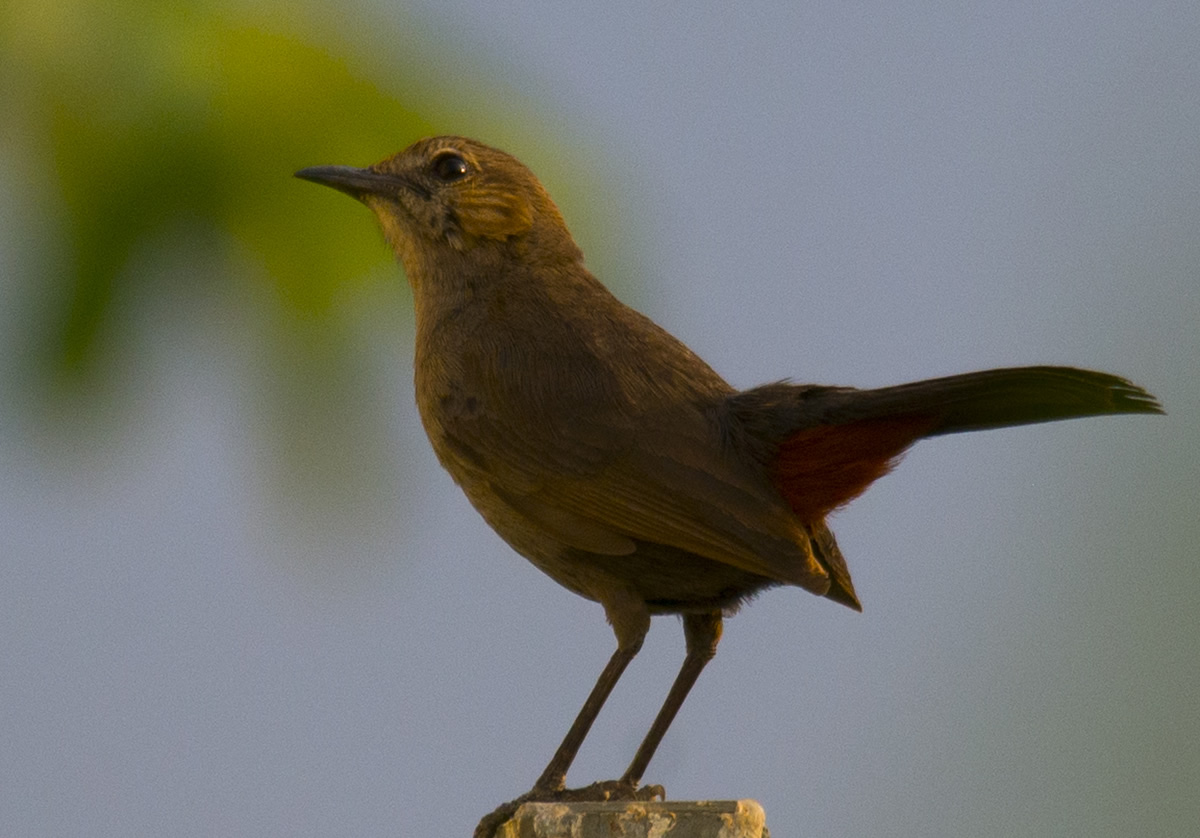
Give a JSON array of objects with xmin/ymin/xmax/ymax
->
[{"xmin": 296, "ymin": 137, "xmax": 1162, "ymax": 835}]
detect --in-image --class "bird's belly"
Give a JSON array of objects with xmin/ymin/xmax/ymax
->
[{"xmin": 528, "ymin": 540, "xmax": 780, "ymax": 616}]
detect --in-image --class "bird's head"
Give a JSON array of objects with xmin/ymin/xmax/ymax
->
[{"xmin": 296, "ymin": 136, "xmax": 580, "ymax": 278}]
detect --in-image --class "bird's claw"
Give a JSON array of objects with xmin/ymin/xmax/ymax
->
[{"xmin": 551, "ymin": 778, "xmax": 665, "ymax": 802}]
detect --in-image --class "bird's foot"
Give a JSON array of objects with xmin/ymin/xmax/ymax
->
[
  {"xmin": 473, "ymin": 779, "xmax": 665, "ymax": 838},
  {"xmin": 547, "ymin": 777, "xmax": 665, "ymax": 803}
]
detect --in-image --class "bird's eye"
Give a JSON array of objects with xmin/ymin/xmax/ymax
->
[{"xmin": 432, "ymin": 152, "xmax": 469, "ymax": 182}]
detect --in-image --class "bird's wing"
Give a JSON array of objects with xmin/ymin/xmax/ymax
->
[
  {"xmin": 553, "ymin": 430, "xmax": 831, "ymax": 594},
  {"xmin": 447, "ymin": 401, "xmax": 831, "ymax": 595}
]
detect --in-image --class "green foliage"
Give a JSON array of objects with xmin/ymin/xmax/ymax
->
[
  {"xmin": 0, "ymin": 0, "xmax": 622, "ymax": 543},
  {"xmin": 3, "ymin": 1, "xmax": 446, "ymax": 382}
]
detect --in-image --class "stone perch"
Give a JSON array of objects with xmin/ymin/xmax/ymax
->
[{"xmin": 495, "ymin": 799, "xmax": 769, "ymax": 838}]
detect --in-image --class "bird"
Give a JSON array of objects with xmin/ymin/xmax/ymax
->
[{"xmin": 295, "ymin": 136, "xmax": 1162, "ymax": 836}]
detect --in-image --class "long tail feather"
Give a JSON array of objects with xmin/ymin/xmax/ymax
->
[
  {"xmin": 732, "ymin": 366, "xmax": 1162, "ymax": 522},
  {"xmin": 822, "ymin": 366, "xmax": 1162, "ymax": 437}
]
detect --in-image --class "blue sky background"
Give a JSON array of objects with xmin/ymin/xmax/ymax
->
[{"xmin": 3, "ymin": 3, "xmax": 1198, "ymax": 836}]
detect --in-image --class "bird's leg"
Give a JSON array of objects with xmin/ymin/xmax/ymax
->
[
  {"xmin": 621, "ymin": 611, "xmax": 723, "ymax": 786},
  {"xmin": 474, "ymin": 592, "xmax": 653, "ymax": 838},
  {"xmin": 531, "ymin": 639, "xmax": 642, "ymax": 792}
]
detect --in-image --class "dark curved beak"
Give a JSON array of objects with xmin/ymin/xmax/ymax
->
[{"xmin": 295, "ymin": 165, "xmax": 401, "ymax": 199}]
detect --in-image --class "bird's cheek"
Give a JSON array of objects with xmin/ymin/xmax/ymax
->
[{"xmin": 363, "ymin": 204, "xmax": 418, "ymax": 262}]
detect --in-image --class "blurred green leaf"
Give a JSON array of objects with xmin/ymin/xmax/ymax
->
[
  {"xmin": 0, "ymin": 0, "xmax": 631, "ymax": 554},
  {"xmin": 4, "ymin": 1, "xmax": 443, "ymax": 380}
]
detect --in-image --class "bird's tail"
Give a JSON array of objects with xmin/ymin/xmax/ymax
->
[
  {"xmin": 819, "ymin": 366, "xmax": 1162, "ymax": 437},
  {"xmin": 732, "ymin": 366, "xmax": 1162, "ymax": 523}
]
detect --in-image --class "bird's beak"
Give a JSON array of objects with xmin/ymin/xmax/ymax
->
[{"xmin": 295, "ymin": 165, "xmax": 402, "ymax": 199}]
